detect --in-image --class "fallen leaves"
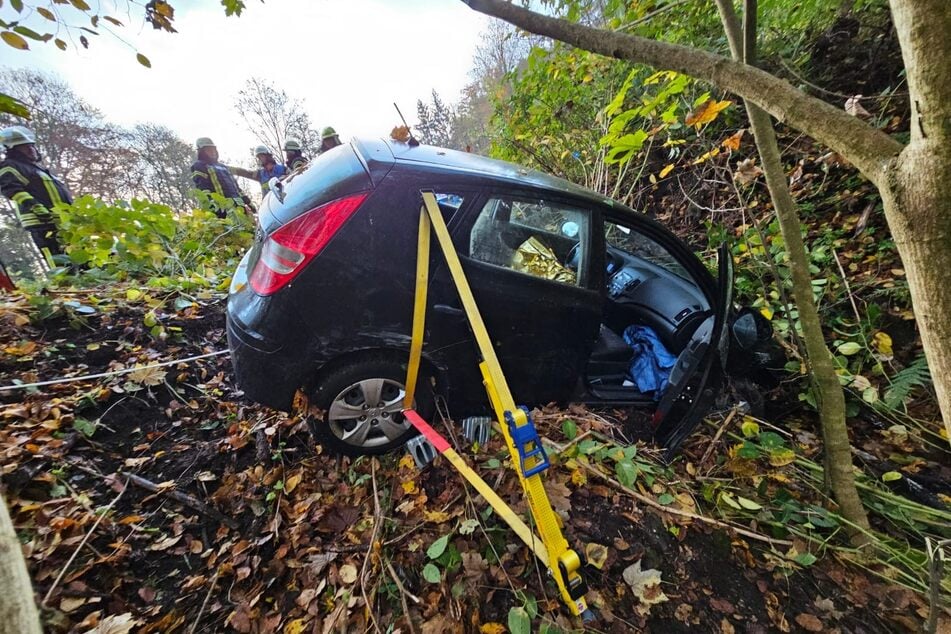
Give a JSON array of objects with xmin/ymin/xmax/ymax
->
[
  {"xmin": 794, "ymin": 612, "xmax": 824, "ymax": 632},
  {"xmin": 126, "ymin": 364, "xmax": 167, "ymax": 386},
  {"xmin": 89, "ymin": 612, "xmax": 140, "ymax": 634},
  {"xmin": 585, "ymin": 542, "xmax": 609, "ymax": 569},
  {"xmin": 338, "ymin": 563, "xmax": 358, "ymax": 584},
  {"xmin": 733, "ymin": 157, "xmax": 763, "ymax": 185},
  {"xmin": 622, "ymin": 560, "xmax": 669, "ymax": 614}
]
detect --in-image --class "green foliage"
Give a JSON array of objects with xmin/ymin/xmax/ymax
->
[
  {"xmin": 53, "ymin": 194, "xmax": 253, "ymax": 291},
  {"xmin": 507, "ymin": 606, "xmax": 531, "ymax": 634},
  {"xmin": 882, "ymin": 355, "xmax": 932, "ymax": 410},
  {"xmin": 0, "ymin": 91, "xmax": 29, "ymax": 118}
]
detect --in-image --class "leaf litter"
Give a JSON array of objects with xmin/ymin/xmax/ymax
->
[{"xmin": 0, "ymin": 285, "xmax": 941, "ymax": 633}]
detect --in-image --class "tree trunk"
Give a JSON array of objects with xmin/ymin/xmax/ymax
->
[
  {"xmin": 714, "ymin": 0, "xmax": 870, "ymax": 537},
  {"xmin": 0, "ymin": 491, "xmax": 41, "ymax": 633},
  {"xmin": 881, "ymin": 148, "xmax": 951, "ymax": 441},
  {"xmin": 884, "ymin": 0, "xmax": 951, "ymax": 442}
]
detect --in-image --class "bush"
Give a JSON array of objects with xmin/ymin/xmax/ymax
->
[{"xmin": 53, "ymin": 194, "xmax": 254, "ymax": 290}]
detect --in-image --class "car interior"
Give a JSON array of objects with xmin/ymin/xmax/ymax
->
[{"xmin": 468, "ymin": 198, "xmax": 712, "ymax": 400}]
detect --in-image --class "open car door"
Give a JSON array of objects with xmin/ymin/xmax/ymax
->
[{"xmin": 652, "ymin": 243, "xmax": 734, "ymax": 451}]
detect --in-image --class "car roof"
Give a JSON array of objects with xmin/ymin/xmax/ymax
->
[{"xmin": 352, "ymin": 137, "xmax": 621, "ymax": 210}]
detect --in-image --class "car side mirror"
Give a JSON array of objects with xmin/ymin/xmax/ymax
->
[{"xmin": 731, "ymin": 308, "xmax": 773, "ymax": 350}]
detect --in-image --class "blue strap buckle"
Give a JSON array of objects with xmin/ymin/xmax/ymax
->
[{"xmin": 504, "ymin": 406, "xmax": 550, "ymax": 477}]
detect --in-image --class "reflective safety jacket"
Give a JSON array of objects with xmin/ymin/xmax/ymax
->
[
  {"xmin": 191, "ymin": 160, "xmax": 245, "ymax": 200},
  {"xmin": 286, "ymin": 155, "xmax": 308, "ymax": 172},
  {"xmin": 0, "ymin": 156, "xmax": 73, "ymax": 230}
]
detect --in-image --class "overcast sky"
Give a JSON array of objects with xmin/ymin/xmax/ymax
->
[{"xmin": 3, "ymin": 0, "xmax": 489, "ymax": 164}]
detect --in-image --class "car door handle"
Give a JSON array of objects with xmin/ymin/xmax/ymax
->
[{"xmin": 434, "ymin": 304, "xmax": 466, "ymax": 319}]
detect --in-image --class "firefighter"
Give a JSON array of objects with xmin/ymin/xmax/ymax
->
[
  {"xmin": 191, "ymin": 137, "xmax": 253, "ymax": 218},
  {"xmin": 0, "ymin": 126, "xmax": 73, "ymax": 267},
  {"xmin": 231, "ymin": 145, "xmax": 287, "ymax": 194},
  {"xmin": 284, "ymin": 138, "xmax": 308, "ymax": 171},
  {"xmin": 318, "ymin": 126, "xmax": 343, "ymax": 155}
]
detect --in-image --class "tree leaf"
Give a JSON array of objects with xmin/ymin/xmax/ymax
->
[
  {"xmin": 1, "ymin": 31, "xmax": 29, "ymax": 50},
  {"xmin": 585, "ymin": 542, "xmax": 609, "ymax": 569},
  {"xmin": 0, "ymin": 91, "xmax": 30, "ymax": 118},
  {"xmin": 736, "ymin": 496, "xmax": 762, "ymax": 511},
  {"xmin": 37, "ymin": 7, "xmax": 56, "ymax": 21},
  {"xmin": 873, "ymin": 331, "xmax": 893, "ymax": 357},
  {"xmin": 685, "ymin": 98, "xmax": 732, "ymax": 128},
  {"xmin": 136, "ymin": 53, "xmax": 152, "ymax": 68},
  {"xmin": 719, "ymin": 492, "xmax": 742, "ymax": 509},
  {"xmin": 103, "ymin": 15, "xmax": 124, "ymax": 26},
  {"xmin": 740, "ymin": 418, "xmax": 760, "ymax": 437},
  {"xmin": 221, "ymin": 0, "xmax": 247, "ymax": 17},
  {"xmin": 882, "ymin": 471, "xmax": 902, "ymax": 482},
  {"xmin": 659, "ymin": 163, "xmax": 675, "ymax": 178},
  {"xmin": 837, "ymin": 341, "xmax": 862, "ymax": 356},
  {"xmin": 507, "ymin": 607, "xmax": 531, "ymax": 634},
  {"xmin": 562, "ymin": 418, "xmax": 577, "ymax": 440},
  {"xmin": 14, "ymin": 26, "xmax": 52, "ymax": 42},
  {"xmin": 722, "ymin": 129, "xmax": 745, "ymax": 150},
  {"xmin": 69, "ymin": 0, "xmax": 92, "ymax": 10},
  {"xmin": 427, "ymin": 534, "xmax": 450, "ymax": 560},
  {"xmin": 459, "ymin": 519, "xmax": 479, "ymax": 535},
  {"xmin": 615, "ymin": 460, "xmax": 637, "ymax": 488},
  {"xmin": 794, "ymin": 552, "xmax": 818, "ymax": 567},
  {"xmin": 422, "ymin": 563, "xmax": 440, "ymax": 583},
  {"xmin": 338, "ymin": 563, "xmax": 357, "ymax": 584}
]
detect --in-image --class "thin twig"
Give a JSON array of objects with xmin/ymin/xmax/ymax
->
[
  {"xmin": 42, "ymin": 478, "xmax": 128, "ymax": 606},
  {"xmin": 700, "ymin": 407, "xmax": 740, "ymax": 468},
  {"xmin": 69, "ymin": 462, "xmax": 239, "ymax": 529},
  {"xmin": 617, "ymin": 0, "xmax": 691, "ymax": 31},
  {"xmin": 384, "ymin": 558, "xmax": 419, "ymax": 634},
  {"xmin": 0, "ymin": 350, "xmax": 229, "ymax": 392},
  {"xmin": 359, "ymin": 460, "xmax": 383, "ymax": 634},
  {"xmin": 188, "ymin": 570, "xmax": 220, "ymax": 634}
]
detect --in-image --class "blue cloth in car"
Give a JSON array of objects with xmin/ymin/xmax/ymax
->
[{"xmin": 623, "ymin": 325, "xmax": 677, "ymax": 398}]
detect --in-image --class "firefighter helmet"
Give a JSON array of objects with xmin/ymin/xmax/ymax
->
[
  {"xmin": 196, "ymin": 137, "xmax": 216, "ymax": 149},
  {"xmin": 254, "ymin": 144, "xmax": 271, "ymax": 156},
  {"xmin": 0, "ymin": 126, "xmax": 36, "ymax": 149},
  {"xmin": 321, "ymin": 126, "xmax": 338, "ymax": 140},
  {"xmin": 284, "ymin": 138, "xmax": 302, "ymax": 151}
]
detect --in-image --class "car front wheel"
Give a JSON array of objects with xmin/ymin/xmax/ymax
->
[{"xmin": 309, "ymin": 357, "xmax": 433, "ymax": 456}]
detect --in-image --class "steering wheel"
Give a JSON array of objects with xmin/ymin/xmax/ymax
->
[{"xmin": 564, "ymin": 242, "xmax": 581, "ymax": 271}]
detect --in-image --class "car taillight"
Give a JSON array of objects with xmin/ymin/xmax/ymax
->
[{"xmin": 249, "ymin": 192, "xmax": 369, "ymax": 295}]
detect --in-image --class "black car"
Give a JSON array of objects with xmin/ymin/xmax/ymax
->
[{"xmin": 226, "ymin": 138, "xmax": 774, "ymax": 455}]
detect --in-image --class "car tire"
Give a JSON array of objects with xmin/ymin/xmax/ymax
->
[{"xmin": 309, "ymin": 356, "xmax": 435, "ymax": 456}]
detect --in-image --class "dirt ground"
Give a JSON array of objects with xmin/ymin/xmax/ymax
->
[{"xmin": 0, "ymin": 294, "xmax": 939, "ymax": 633}]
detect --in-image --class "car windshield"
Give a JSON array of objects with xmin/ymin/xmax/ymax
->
[{"xmin": 605, "ymin": 221, "xmax": 692, "ymax": 281}]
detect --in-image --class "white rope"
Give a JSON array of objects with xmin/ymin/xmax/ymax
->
[{"xmin": 0, "ymin": 349, "xmax": 230, "ymax": 392}]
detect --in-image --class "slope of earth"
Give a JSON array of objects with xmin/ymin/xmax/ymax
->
[{"xmin": 0, "ymin": 287, "xmax": 940, "ymax": 633}]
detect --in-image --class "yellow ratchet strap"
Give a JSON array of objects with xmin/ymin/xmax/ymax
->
[{"xmin": 403, "ymin": 190, "xmax": 589, "ymax": 617}]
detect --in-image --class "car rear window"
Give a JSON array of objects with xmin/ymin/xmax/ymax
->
[{"xmin": 263, "ymin": 145, "xmax": 374, "ymax": 229}]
